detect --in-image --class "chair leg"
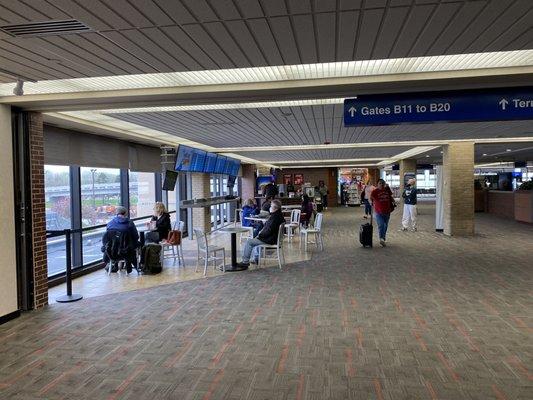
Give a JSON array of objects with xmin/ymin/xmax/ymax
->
[
  {"xmin": 195, "ymin": 254, "xmax": 200, "ymax": 273},
  {"xmin": 203, "ymin": 256, "xmax": 208, "ymax": 277},
  {"xmin": 277, "ymin": 247, "xmax": 282, "ymax": 269},
  {"xmin": 222, "ymin": 249, "xmax": 225, "ymax": 272},
  {"xmin": 304, "ymin": 233, "xmax": 308, "ymax": 252},
  {"xmin": 179, "ymin": 245, "xmax": 185, "ymax": 267}
]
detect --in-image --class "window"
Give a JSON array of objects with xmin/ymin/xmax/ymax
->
[
  {"xmin": 129, "ymin": 171, "xmax": 156, "ymax": 218},
  {"xmin": 80, "ymin": 167, "xmax": 121, "ymax": 265},
  {"xmin": 45, "ymin": 165, "xmax": 72, "ymax": 276},
  {"xmin": 167, "ymin": 186, "xmax": 177, "ymax": 212}
]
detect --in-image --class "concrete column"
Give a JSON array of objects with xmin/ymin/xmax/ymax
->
[
  {"xmin": 443, "ymin": 142, "xmax": 475, "ymax": 236},
  {"xmin": 191, "ymin": 173, "xmax": 211, "ymax": 234},
  {"xmin": 241, "ymin": 164, "xmax": 256, "ymax": 201},
  {"xmin": 0, "ymin": 105, "xmax": 18, "ymax": 318},
  {"xmin": 367, "ymin": 168, "xmax": 380, "ymax": 184},
  {"xmin": 399, "ymin": 159, "xmax": 417, "ymax": 194}
]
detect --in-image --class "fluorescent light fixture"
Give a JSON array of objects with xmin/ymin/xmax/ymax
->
[
  {"xmin": 377, "ymin": 146, "xmax": 439, "ymax": 166},
  {"xmin": 102, "ymin": 99, "xmax": 344, "ymax": 114},
  {"xmin": 1, "ymin": 50, "xmax": 532, "ymax": 96},
  {"xmin": 266, "ymin": 158, "xmax": 382, "ymax": 164},
  {"xmin": 280, "ymin": 164, "xmax": 378, "ymax": 169}
]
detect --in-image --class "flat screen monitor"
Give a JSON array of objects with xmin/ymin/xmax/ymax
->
[
  {"xmin": 215, "ymin": 155, "xmax": 227, "ymax": 174},
  {"xmin": 162, "ymin": 170, "xmax": 178, "ymax": 191},
  {"xmin": 203, "ymin": 152, "xmax": 218, "ymax": 173},
  {"xmin": 190, "ymin": 148, "xmax": 207, "ymax": 172},
  {"xmin": 227, "ymin": 175, "xmax": 237, "ymax": 187},
  {"xmin": 229, "ymin": 159, "xmax": 241, "ymax": 176},
  {"xmin": 223, "ymin": 158, "xmax": 234, "ymax": 175},
  {"xmin": 175, "ymin": 145, "xmax": 194, "ymax": 172}
]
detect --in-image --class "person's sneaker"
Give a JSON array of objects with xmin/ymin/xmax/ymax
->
[
  {"xmin": 250, "ymin": 258, "xmax": 259, "ymax": 265},
  {"xmin": 236, "ymin": 262, "xmax": 250, "ymax": 268},
  {"xmin": 411, "ymin": 227, "xmax": 417, "ymax": 232},
  {"xmin": 400, "ymin": 227, "xmax": 407, "ymax": 231},
  {"xmin": 379, "ymin": 238, "xmax": 386, "ymax": 247}
]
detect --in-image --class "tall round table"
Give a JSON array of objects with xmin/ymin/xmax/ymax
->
[{"xmin": 220, "ymin": 227, "xmax": 250, "ymax": 271}]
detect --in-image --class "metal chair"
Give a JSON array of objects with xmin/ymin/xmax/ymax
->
[
  {"xmin": 257, "ymin": 223, "xmax": 285, "ymax": 269},
  {"xmin": 284, "ymin": 209, "xmax": 301, "ymax": 242},
  {"xmin": 238, "ymin": 210, "xmax": 254, "ymax": 242},
  {"xmin": 193, "ymin": 228, "xmax": 225, "ymax": 276},
  {"xmin": 300, "ymin": 213, "xmax": 324, "ymax": 252},
  {"xmin": 162, "ymin": 220, "xmax": 185, "ymax": 267}
]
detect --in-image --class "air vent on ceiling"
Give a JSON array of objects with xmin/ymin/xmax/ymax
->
[{"xmin": 0, "ymin": 20, "xmax": 91, "ymax": 37}]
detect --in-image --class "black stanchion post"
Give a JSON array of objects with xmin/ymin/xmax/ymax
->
[{"xmin": 56, "ymin": 228, "xmax": 83, "ymax": 303}]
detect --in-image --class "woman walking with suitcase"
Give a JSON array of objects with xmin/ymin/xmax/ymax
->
[{"xmin": 370, "ymin": 179, "xmax": 395, "ymax": 247}]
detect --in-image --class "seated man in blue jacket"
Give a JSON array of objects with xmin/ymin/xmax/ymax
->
[
  {"xmin": 102, "ymin": 206, "xmax": 140, "ymax": 273},
  {"xmin": 237, "ymin": 199, "xmax": 285, "ymax": 269}
]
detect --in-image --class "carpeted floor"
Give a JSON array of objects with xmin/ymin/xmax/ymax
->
[{"xmin": 0, "ymin": 203, "xmax": 532, "ymax": 399}]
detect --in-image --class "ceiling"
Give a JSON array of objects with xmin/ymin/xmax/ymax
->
[
  {"xmin": 0, "ymin": 0, "xmax": 532, "ymax": 168},
  {"xmin": 0, "ymin": 0, "xmax": 531, "ymax": 83}
]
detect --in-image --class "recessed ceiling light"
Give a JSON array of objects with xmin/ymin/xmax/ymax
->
[
  {"xmin": 425, "ymin": 155, "xmax": 430, "ymax": 157},
  {"xmin": 482, "ymin": 153, "xmax": 487, "ymax": 156},
  {"xmin": 506, "ymin": 149, "xmax": 512, "ymax": 152}
]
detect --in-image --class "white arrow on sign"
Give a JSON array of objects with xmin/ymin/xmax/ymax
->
[
  {"xmin": 499, "ymin": 98, "xmax": 509, "ymax": 110},
  {"xmin": 348, "ymin": 106, "xmax": 357, "ymax": 117}
]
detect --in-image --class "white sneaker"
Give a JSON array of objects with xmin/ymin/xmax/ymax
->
[
  {"xmin": 411, "ymin": 227, "xmax": 417, "ymax": 232},
  {"xmin": 379, "ymin": 238, "xmax": 386, "ymax": 247}
]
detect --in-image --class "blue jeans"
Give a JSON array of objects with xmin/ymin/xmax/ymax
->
[
  {"xmin": 242, "ymin": 237, "xmax": 267, "ymax": 263},
  {"xmin": 375, "ymin": 213, "xmax": 390, "ymax": 240},
  {"xmin": 363, "ymin": 199, "xmax": 371, "ymax": 215}
]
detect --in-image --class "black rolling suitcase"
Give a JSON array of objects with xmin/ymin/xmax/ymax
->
[{"xmin": 359, "ymin": 210, "xmax": 373, "ymax": 248}]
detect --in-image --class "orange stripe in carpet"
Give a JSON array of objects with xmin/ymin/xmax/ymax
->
[
  {"xmin": 211, "ymin": 324, "xmax": 243, "ymax": 367},
  {"xmin": 165, "ymin": 341, "xmax": 192, "ymax": 368},
  {"xmin": 355, "ymin": 327, "xmax": 363, "ymax": 349},
  {"xmin": 373, "ymin": 378, "xmax": 384, "ymax": 400},
  {"xmin": 296, "ymin": 324, "xmax": 306, "ymax": 348},
  {"xmin": 276, "ymin": 344, "xmax": 289, "ymax": 374},
  {"xmin": 512, "ymin": 317, "xmax": 533, "ymax": 334},
  {"xmin": 202, "ymin": 369, "xmax": 225, "ymax": 400},
  {"xmin": 350, "ymin": 297, "xmax": 358, "ymax": 310},
  {"xmin": 345, "ymin": 348, "xmax": 356, "ymax": 377},
  {"xmin": 411, "ymin": 309, "xmax": 428, "ymax": 330},
  {"xmin": 394, "ymin": 299, "xmax": 403, "ymax": 313},
  {"xmin": 295, "ymin": 374, "xmax": 305, "ymax": 400},
  {"xmin": 412, "ymin": 330, "xmax": 427, "ymax": 352},
  {"xmin": 424, "ymin": 379, "xmax": 438, "ymax": 400},
  {"xmin": 268, "ymin": 293, "xmax": 278, "ymax": 307},
  {"xmin": 508, "ymin": 356, "xmax": 533, "ymax": 380},
  {"xmin": 437, "ymin": 352, "xmax": 460, "ymax": 382},
  {"xmin": 250, "ymin": 307, "xmax": 261, "ymax": 323},
  {"xmin": 39, "ymin": 362, "xmax": 83, "ymax": 395},
  {"xmin": 491, "ymin": 384, "xmax": 508, "ymax": 400},
  {"xmin": 108, "ymin": 363, "xmax": 147, "ymax": 400}
]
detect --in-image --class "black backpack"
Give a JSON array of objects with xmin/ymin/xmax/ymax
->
[{"xmin": 140, "ymin": 244, "xmax": 162, "ymax": 274}]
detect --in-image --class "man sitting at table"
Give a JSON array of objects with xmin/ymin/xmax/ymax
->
[{"xmin": 237, "ymin": 199, "xmax": 285, "ymax": 268}]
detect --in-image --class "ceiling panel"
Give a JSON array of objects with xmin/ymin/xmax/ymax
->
[
  {"xmin": 0, "ymin": 0, "xmax": 531, "ymax": 82},
  {"xmin": 109, "ymin": 103, "xmax": 533, "ymax": 149},
  {"xmin": 237, "ymin": 147, "xmax": 409, "ymax": 162}
]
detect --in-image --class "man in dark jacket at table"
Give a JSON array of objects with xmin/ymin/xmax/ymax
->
[
  {"xmin": 102, "ymin": 206, "xmax": 139, "ymax": 273},
  {"xmin": 237, "ymin": 199, "xmax": 284, "ymax": 269}
]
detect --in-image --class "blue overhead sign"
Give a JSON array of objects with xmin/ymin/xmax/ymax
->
[{"xmin": 344, "ymin": 87, "xmax": 533, "ymax": 126}]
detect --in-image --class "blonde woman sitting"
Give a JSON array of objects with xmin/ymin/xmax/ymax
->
[{"xmin": 150, "ymin": 202, "xmax": 171, "ymax": 242}]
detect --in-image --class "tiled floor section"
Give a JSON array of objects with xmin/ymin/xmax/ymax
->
[
  {"xmin": 49, "ymin": 228, "xmax": 312, "ymax": 299},
  {"xmin": 1, "ymin": 204, "xmax": 532, "ymax": 399}
]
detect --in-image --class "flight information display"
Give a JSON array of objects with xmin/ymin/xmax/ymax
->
[
  {"xmin": 203, "ymin": 152, "xmax": 218, "ymax": 173},
  {"xmin": 215, "ymin": 155, "xmax": 227, "ymax": 174},
  {"xmin": 175, "ymin": 145, "xmax": 206, "ymax": 172}
]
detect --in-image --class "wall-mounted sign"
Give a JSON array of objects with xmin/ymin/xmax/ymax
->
[{"xmin": 344, "ymin": 87, "xmax": 533, "ymax": 126}]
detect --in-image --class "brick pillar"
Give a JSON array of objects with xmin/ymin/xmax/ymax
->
[
  {"xmin": 367, "ymin": 168, "xmax": 380, "ymax": 184},
  {"xmin": 191, "ymin": 173, "xmax": 211, "ymax": 234},
  {"xmin": 399, "ymin": 159, "xmax": 417, "ymax": 195},
  {"xmin": 241, "ymin": 164, "xmax": 255, "ymax": 201},
  {"xmin": 443, "ymin": 142, "xmax": 475, "ymax": 236},
  {"xmin": 28, "ymin": 112, "xmax": 48, "ymax": 308}
]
